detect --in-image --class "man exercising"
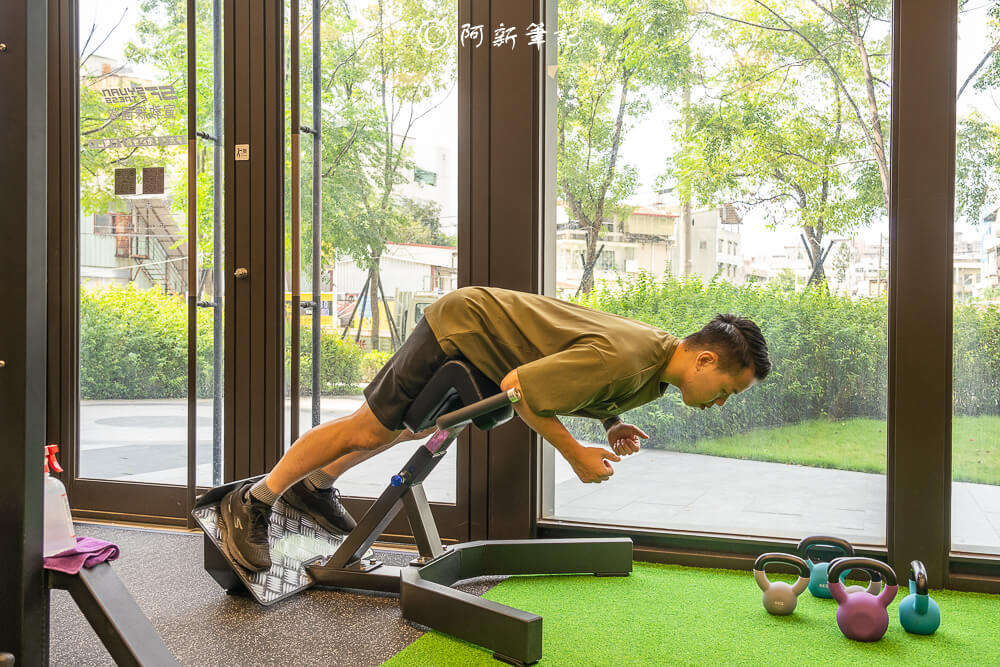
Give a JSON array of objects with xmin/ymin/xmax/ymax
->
[{"xmin": 219, "ymin": 286, "xmax": 771, "ymax": 571}]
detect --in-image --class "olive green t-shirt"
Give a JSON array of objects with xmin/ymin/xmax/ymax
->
[{"xmin": 423, "ymin": 286, "xmax": 679, "ymax": 420}]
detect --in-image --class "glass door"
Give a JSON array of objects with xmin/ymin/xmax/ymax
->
[
  {"xmin": 72, "ymin": 0, "xmax": 223, "ymax": 521},
  {"xmin": 284, "ymin": 0, "xmax": 463, "ymax": 537},
  {"xmin": 544, "ymin": 0, "xmax": 891, "ymax": 545}
]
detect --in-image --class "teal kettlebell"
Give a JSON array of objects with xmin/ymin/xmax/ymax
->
[
  {"xmin": 798, "ymin": 536, "xmax": 855, "ymax": 599},
  {"xmin": 899, "ymin": 560, "xmax": 941, "ymax": 635}
]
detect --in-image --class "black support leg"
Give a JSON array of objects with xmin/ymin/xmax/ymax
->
[{"xmin": 48, "ymin": 564, "xmax": 177, "ymax": 666}]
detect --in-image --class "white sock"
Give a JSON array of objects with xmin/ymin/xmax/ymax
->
[
  {"xmin": 248, "ymin": 478, "xmax": 279, "ymax": 506},
  {"xmin": 305, "ymin": 469, "xmax": 336, "ymax": 490}
]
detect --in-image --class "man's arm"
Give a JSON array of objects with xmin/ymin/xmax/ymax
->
[{"xmin": 501, "ymin": 369, "xmax": 620, "ymax": 483}]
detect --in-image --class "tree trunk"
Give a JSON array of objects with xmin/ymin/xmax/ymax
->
[
  {"xmin": 575, "ymin": 66, "xmax": 634, "ymax": 295},
  {"xmin": 580, "ymin": 229, "xmax": 600, "ymax": 294},
  {"xmin": 369, "ymin": 254, "xmax": 381, "ymax": 351},
  {"xmin": 805, "ymin": 226, "xmax": 825, "ymax": 284},
  {"xmin": 677, "ymin": 84, "xmax": 692, "ymax": 277}
]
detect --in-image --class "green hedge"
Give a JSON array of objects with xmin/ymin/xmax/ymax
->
[
  {"xmin": 289, "ymin": 327, "xmax": 365, "ymax": 395},
  {"xmin": 80, "ymin": 280, "xmax": 1000, "ymax": 429},
  {"xmin": 81, "ymin": 285, "xmax": 374, "ymax": 399},
  {"xmin": 563, "ymin": 274, "xmax": 1000, "ymax": 448},
  {"xmin": 80, "ymin": 284, "xmax": 214, "ymax": 400}
]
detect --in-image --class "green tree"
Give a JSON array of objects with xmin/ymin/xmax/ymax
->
[
  {"xmin": 955, "ymin": 115, "xmax": 1000, "ymax": 225},
  {"xmin": 675, "ymin": 1, "xmax": 890, "ymax": 285},
  {"xmin": 954, "ymin": 1, "xmax": 1000, "ymax": 225},
  {"xmin": 397, "ymin": 199, "xmax": 455, "ymax": 246},
  {"xmin": 79, "ymin": 0, "xmax": 222, "ymax": 298},
  {"xmin": 557, "ymin": 0, "xmax": 690, "ymax": 294},
  {"xmin": 296, "ymin": 0, "xmax": 454, "ymax": 348}
]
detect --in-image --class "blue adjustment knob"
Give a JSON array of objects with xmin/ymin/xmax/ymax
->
[{"xmin": 391, "ymin": 474, "xmax": 404, "ymax": 487}]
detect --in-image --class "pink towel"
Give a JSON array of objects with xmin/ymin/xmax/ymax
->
[{"xmin": 43, "ymin": 536, "xmax": 120, "ymax": 575}]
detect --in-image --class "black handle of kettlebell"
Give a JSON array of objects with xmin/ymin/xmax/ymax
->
[
  {"xmin": 828, "ymin": 556, "xmax": 897, "ymax": 587},
  {"xmin": 753, "ymin": 552, "xmax": 810, "ymax": 578},
  {"xmin": 797, "ymin": 535, "xmax": 855, "ymax": 561},
  {"xmin": 909, "ymin": 560, "xmax": 928, "ymax": 595}
]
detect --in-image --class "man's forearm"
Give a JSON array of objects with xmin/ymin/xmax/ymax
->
[
  {"xmin": 514, "ymin": 401, "xmax": 584, "ymax": 462},
  {"xmin": 501, "ymin": 370, "xmax": 584, "ymax": 463}
]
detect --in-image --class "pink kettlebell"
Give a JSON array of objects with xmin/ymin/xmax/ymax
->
[{"xmin": 827, "ymin": 557, "xmax": 898, "ymax": 642}]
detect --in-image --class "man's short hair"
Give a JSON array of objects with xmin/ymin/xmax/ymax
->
[{"xmin": 684, "ymin": 314, "xmax": 771, "ymax": 380}]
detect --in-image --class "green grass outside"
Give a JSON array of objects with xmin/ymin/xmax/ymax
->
[{"xmin": 665, "ymin": 416, "xmax": 1000, "ymax": 486}]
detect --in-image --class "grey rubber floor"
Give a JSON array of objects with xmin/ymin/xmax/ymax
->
[{"xmin": 49, "ymin": 522, "xmax": 500, "ymax": 666}]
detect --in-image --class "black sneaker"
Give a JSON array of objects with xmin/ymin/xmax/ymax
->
[
  {"xmin": 282, "ymin": 479, "xmax": 358, "ymax": 535},
  {"xmin": 218, "ymin": 482, "xmax": 273, "ymax": 572}
]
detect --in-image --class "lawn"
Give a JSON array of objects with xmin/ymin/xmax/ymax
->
[{"xmin": 669, "ymin": 416, "xmax": 1000, "ymax": 486}]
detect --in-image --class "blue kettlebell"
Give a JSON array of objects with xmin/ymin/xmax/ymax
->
[
  {"xmin": 798, "ymin": 536, "xmax": 856, "ymax": 598},
  {"xmin": 898, "ymin": 560, "xmax": 941, "ymax": 635}
]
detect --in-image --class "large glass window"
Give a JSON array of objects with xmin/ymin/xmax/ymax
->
[
  {"xmin": 547, "ymin": 1, "xmax": 890, "ymax": 544},
  {"xmin": 77, "ymin": 0, "xmax": 224, "ymax": 488},
  {"xmin": 284, "ymin": 0, "xmax": 458, "ymax": 502},
  {"xmin": 952, "ymin": 2, "xmax": 1000, "ymax": 557}
]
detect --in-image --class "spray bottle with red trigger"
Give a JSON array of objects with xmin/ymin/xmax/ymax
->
[{"xmin": 44, "ymin": 444, "xmax": 77, "ymax": 556}]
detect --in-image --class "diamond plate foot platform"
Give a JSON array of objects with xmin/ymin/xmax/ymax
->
[{"xmin": 193, "ymin": 476, "xmax": 370, "ymax": 606}]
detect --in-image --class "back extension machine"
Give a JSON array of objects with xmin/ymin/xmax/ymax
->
[{"xmin": 193, "ymin": 359, "xmax": 633, "ymax": 666}]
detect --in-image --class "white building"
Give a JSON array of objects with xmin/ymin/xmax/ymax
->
[
  {"xmin": 554, "ymin": 200, "xmax": 744, "ymax": 295},
  {"xmin": 954, "ymin": 230, "xmax": 983, "ymax": 300},
  {"xmin": 669, "ymin": 205, "xmax": 744, "ymax": 285},
  {"xmin": 980, "ymin": 210, "xmax": 1000, "ymax": 295},
  {"xmin": 745, "ymin": 235, "xmax": 885, "ymax": 296},
  {"xmin": 554, "ymin": 205, "xmax": 677, "ymax": 295},
  {"xmin": 335, "ymin": 242, "xmax": 457, "ymax": 300},
  {"xmin": 395, "ymin": 133, "xmax": 458, "ymax": 237}
]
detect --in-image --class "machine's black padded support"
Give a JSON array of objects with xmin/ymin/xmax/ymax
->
[
  {"xmin": 403, "ymin": 359, "xmax": 514, "ymax": 433},
  {"xmin": 48, "ymin": 563, "xmax": 177, "ymax": 666},
  {"xmin": 400, "ymin": 538, "xmax": 633, "ymax": 666}
]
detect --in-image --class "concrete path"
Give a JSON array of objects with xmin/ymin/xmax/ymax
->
[{"xmin": 77, "ymin": 399, "xmax": 1000, "ymax": 555}]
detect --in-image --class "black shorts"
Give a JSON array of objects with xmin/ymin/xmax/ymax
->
[{"xmin": 363, "ymin": 318, "xmax": 451, "ymax": 431}]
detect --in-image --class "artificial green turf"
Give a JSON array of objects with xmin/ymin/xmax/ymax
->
[{"xmin": 384, "ymin": 562, "xmax": 1000, "ymax": 666}]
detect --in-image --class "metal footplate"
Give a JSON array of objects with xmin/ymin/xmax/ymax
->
[{"xmin": 192, "ymin": 476, "xmax": 372, "ymax": 606}]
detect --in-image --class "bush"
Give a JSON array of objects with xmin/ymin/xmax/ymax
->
[
  {"xmin": 80, "ymin": 284, "xmax": 214, "ymax": 400},
  {"xmin": 362, "ymin": 350, "xmax": 393, "ymax": 382},
  {"xmin": 291, "ymin": 328, "xmax": 365, "ymax": 395},
  {"xmin": 562, "ymin": 274, "xmax": 1000, "ymax": 449},
  {"xmin": 78, "ymin": 278, "xmax": 1000, "ymax": 421}
]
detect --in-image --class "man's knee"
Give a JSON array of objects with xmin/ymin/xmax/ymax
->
[{"xmin": 347, "ymin": 403, "xmax": 400, "ymax": 451}]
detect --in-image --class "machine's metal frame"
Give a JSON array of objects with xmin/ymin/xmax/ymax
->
[
  {"xmin": 306, "ymin": 400, "xmax": 632, "ymax": 666},
  {"xmin": 200, "ymin": 361, "xmax": 633, "ymax": 665}
]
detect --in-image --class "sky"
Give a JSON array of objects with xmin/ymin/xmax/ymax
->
[{"xmin": 80, "ymin": 0, "xmax": 1000, "ymax": 257}]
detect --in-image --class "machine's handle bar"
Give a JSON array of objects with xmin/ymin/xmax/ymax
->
[{"xmin": 436, "ymin": 387, "xmax": 521, "ymax": 431}]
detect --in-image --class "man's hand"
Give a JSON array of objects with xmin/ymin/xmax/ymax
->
[
  {"xmin": 606, "ymin": 422, "xmax": 648, "ymax": 456},
  {"xmin": 500, "ymin": 368, "xmax": 622, "ymax": 485},
  {"xmin": 569, "ymin": 446, "xmax": 621, "ymax": 483}
]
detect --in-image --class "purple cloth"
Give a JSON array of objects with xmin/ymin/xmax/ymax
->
[{"xmin": 43, "ymin": 536, "xmax": 120, "ymax": 575}]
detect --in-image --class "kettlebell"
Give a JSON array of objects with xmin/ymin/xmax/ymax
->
[
  {"xmin": 753, "ymin": 553, "xmax": 811, "ymax": 615},
  {"xmin": 798, "ymin": 535, "xmax": 856, "ymax": 598},
  {"xmin": 898, "ymin": 560, "xmax": 940, "ymax": 635},
  {"xmin": 828, "ymin": 557, "xmax": 898, "ymax": 642}
]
